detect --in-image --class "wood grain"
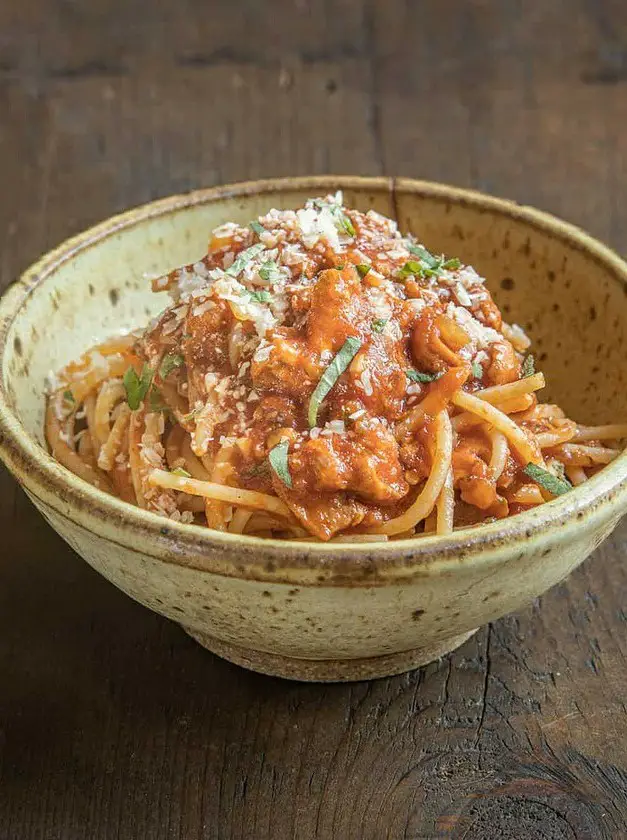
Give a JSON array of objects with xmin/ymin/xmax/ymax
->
[{"xmin": 0, "ymin": 1, "xmax": 626, "ymax": 837}]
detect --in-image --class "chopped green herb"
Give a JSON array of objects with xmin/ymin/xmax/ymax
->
[
  {"xmin": 406, "ymin": 244, "xmax": 460, "ymax": 277},
  {"xmin": 471, "ymin": 361, "xmax": 483, "ymax": 379},
  {"xmin": 258, "ymin": 259, "xmax": 282, "ymax": 283},
  {"xmin": 246, "ymin": 289, "xmax": 273, "ymax": 304},
  {"xmin": 335, "ymin": 264, "xmax": 345, "ymax": 270},
  {"xmin": 407, "ymin": 243, "xmax": 440, "ymax": 269},
  {"xmin": 326, "ymin": 204, "xmax": 355, "ymax": 237},
  {"xmin": 171, "ymin": 467, "xmax": 192, "ymax": 478},
  {"xmin": 268, "ymin": 439, "xmax": 293, "ymax": 488},
  {"xmin": 523, "ymin": 463, "xmax": 572, "ymax": 496},
  {"xmin": 371, "ymin": 318, "xmax": 388, "ymax": 333},
  {"xmin": 336, "ymin": 211, "xmax": 355, "ymax": 237},
  {"xmin": 63, "ymin": 389, "xmax": 74, "ymax": 404},
  {"xmin": 521, "ymin": 354, "xmax": 535, "ymax": 378},
  {"xmin": 123, "ymin": 364, "xmax": 153, "ymax": 411},
  {"xmin": 225, "ymin": 243, "xmax": 265, "ymax": 277},
  {"xmin": 356, "ymin": 263, "xmax": 371, "ymax": 278},
  {"xmin": 442, "ymin": 257, "xmax": 461, "ymax": 270},
  {"xmin": 398, "ymin": 260, "xmax": 423, "ymax": 278},
  {"xmin": 406, "ymin": 369, "xmax": 442, "ymax": 384},
  {"xmin": 249, "ymin": 221, "xmax": 265, "ymax": 237},
  {"xmin": 308, "ymin": 337, "xmax": 362, "ymax": 427},
  {"xmin": 159, "ymin": 352, "xmax": 185, "ymax": 380}
]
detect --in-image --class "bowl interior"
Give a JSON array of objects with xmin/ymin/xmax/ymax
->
[{"xmin": 4, "ymin": 178, "xmax": 627, "ymax": 452}]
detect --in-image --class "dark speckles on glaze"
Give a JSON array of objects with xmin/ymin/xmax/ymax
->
[
  {"xmin": 412, "ymin": 609, "xmax": 425, "ymax": 621},
  {"xmin": 88, "ymin": 283, "xmax": 95, "ymax": 296},
  {"xmin": 13, "ymin": 336, "xmax": 22, "ymax": 357},
  {"xmin": 500, "ymin": 276, "xmax": 515, "ymax": 290},
  {"xmin": 109, "ymin": 288, "xmax": 120, "ymax": 306}
]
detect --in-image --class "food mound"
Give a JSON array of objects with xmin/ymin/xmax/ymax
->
[{"xmin": 46, "ymin": 193, "xmax": 626, "ymax": 541}]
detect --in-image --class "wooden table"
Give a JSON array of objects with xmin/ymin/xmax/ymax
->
[{"xmin": 1, "ymin": 2, "xmax": 626, "ymax": 837}]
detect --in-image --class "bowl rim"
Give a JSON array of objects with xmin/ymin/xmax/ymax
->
[{"xmin": 0, "ymin": 174, "xmax": 626, "ymax": 582}]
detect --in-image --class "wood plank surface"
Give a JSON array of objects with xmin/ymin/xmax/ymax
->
[{"xmin": 0, "ymin": 1, "xmax": 626, "ymax": 837}]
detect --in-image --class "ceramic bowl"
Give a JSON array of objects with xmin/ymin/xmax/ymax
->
[{"xmin": 1, "ymin": 177, "xmax": 626, "ymax": 682}]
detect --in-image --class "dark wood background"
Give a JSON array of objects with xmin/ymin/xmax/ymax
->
[{"xmin": 1, "ymin": 1, "xmax": 626, "ymax": 837}]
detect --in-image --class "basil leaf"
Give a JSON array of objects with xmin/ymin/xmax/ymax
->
[
  {"xmin": 336, "ymin": 211, "xmax": 355, "ymax": 237},
  {"xmin": 249, "ymin": 221, "xmax": 265, "ymax": 237},
  {"xmin": 326, "ymin": 204, "xmax": 355, "ymax": 237},
  {"xmin": 308, "ymin": 337, "xmax": 362, "ymax": 427},
  {"xmin": 159, "ymin": 352, "xmax": 185, "ymax": 379},
  {"xmin": 171, "ymin": 467, "xmax": 191, "ymax": 478},
  {"xmin": 335, "ymin": 264, "xmax": 346, "ymax": 271},
  {"xmin": 269, "ymin": 439, "xmax": 293, "ymax": 488},
  {"xmin": 226, "ymin": 243, "xmax": 265, "ymax": 277},
  {"xmin": 258, "ymin": 260, "xmax": 281, "ymax": 283},
  {"xmin": 371, "ymin": 318, "xmax": 387, "ymax": 333},
  {"xmin": 356, "ymin": 264, "xmax": 371, "ymax": 278},
  {"xmin": 523, "ymin": 463, "xmax": 572, "ymax": 496},
  {"xmin": 442, "ymin": 257, "xmax": 461, "ymax": 270},
  {"xmin": 63, "ymin": 389, "xmax": 75, "ymax": 404},
  {"xmin": 471, "ymin": 361, "xmax": 483, "ymax": 379},
  {"xmin": 406, "ymin": 369, "xmax": 442, "ymax": 384},
  {"xmin": 407, "ymin": 243, "xmax": 440, "ymax": 269},
  {"xmin": 124, "ymin": 364, "xmax": 153, "ymax": 410},
  {"xmin": 521, "ymin": 354, "xmax": 535, "ymax": 378},
  {"xmin": 247, "ymin": 289, "xmax": 273, "ymax": 303},
  {"xmin": 398, "ymin": 260, "xmax": 423, "ymax": 278}
]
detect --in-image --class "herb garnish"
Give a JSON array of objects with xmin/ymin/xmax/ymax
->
[
  {"xmin": 407, "ymin": 244, "xmax": 440, "ymax": 269},
  {"xmin": 356, "ymin": 264, "xmax": 371, "ymax": 278},
  {"xmin": 406, "ymin": 369, "xmax": 442, "ymax": 384},
  {"xmin": 123, "ymin": 364, "xmax": 153, "ymax": 410},
  {"xmin": 246, "ymin": 289, "xmax": 273, "ymax": 304},
  {"xmin": 406, "ymin": 244, "xmax": 461, "ymax": 278},
  {"xmin": 398, "ymin": 260, "xmax": 423, "ymax": 278},
  {"xmin": 523, "ymin": 463, "xmax": 572, "ymax": 496},
  {"xmin": 442, "ymin": 257, "xmax": 461, "ymax": 270},
  {"xmin": 258, "ymin": 260, "xmax": 282, "ymax": 283},
  {"xmin": 335, "ymin": 210, "xmax": 355, "ymax": 237},
  {"xmin": 159, "ymin": 352, "xmax": 185, "ymax": 380},
  {"xmin": 471, "ymin": 361, "xmax": 483, "ymax": 379},
  {"xmin": 308, "ymin": 337, "xmax": 362, "ymax": 427},
  {"xmin": 521, "ymin": 354, "xmax": 535, "ymax": 378},
  {"xmin": 249, "ymin": 221, "xmax": 265, "ymax": 237},
  {"xmin": 371, "ymin": 318, "xmax": 387, "ymax": 333},
  {"xmin": 63, "ymin": 389, "xmax": 74, "ymax": 404},
  {"xmin": 268, "ymin": 439, "xmax": 293, "ymax": 488},
  {"xmin": 226, "ymin": 243, "xmax": 265, "ymax": 277}
]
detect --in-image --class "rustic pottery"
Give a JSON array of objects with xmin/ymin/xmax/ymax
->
[{"xmin": 0, "ymin": 177, "xmax": 625, "ymax": 681}]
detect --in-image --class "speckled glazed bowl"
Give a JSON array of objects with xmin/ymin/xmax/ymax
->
[{"xmin": 1, "ymin": 177, "xmax": 626, "ymax": 682}]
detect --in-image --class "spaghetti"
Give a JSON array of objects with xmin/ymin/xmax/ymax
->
[{"xmin": 45, "ymin": 194, "xmax": 627, "ymax": 541}]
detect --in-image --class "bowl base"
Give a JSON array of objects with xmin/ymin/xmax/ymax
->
[{"xmin": 182, "ymin": 627, "xmax": 478, "ymax": 682}]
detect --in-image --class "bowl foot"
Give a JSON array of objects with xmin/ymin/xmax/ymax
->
[{"xmin": 182, "ymin": 627, "xmax": 478, "ymax": 682}]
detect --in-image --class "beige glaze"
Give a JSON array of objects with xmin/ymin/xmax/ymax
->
[{"xmin": 0, "ymin": 177, "xmax": 626, "ymax": 681}]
